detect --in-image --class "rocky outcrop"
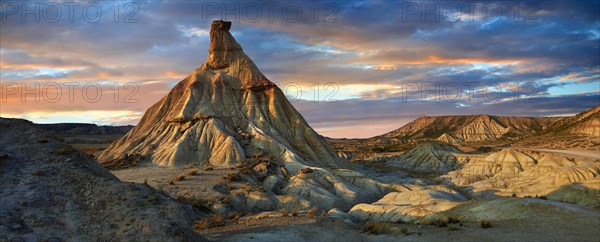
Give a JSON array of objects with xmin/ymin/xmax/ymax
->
[
  {"xmin": 548, "ymin": 105, "xmax": 600, "ymax": 136},
  {"xmin": 384, "ymin": 142, "xmax": 462, "ymax": 173},
  {"xmin": 347, "ymin": 185, "xmax": 467, "ymax": 223},
  {"xmin": 97, "ymin": 21, "xmax": 400, "ymax": 215},
  {"xmin": 360, "ymin": 142, "xmax": 462, "ymax": 173},
  {"xmin": 445, "ymin": 149, "xmax": 600, "ymax": 199},
  {"xmin": 0, "ymin": 118, "xmax": 205, "ymax": 241},
  {"xmin": 98, "ymin": 20, "xmax": 343, "ymax": 172}
]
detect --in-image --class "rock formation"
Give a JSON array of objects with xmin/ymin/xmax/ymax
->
[
  {"xmin": 445, "ymin": 149, "xmax": 600, "ymax": 202},
  {"xmin": 384, "ymin": 142, "xmax": 462, "ymax": 173},
  {"xmin": 547, "ymin": 104, "xmax": 600, "ymax": 136},
  {"xmin": 0, "ymin": 118, "xmax": 206, "ymax": 241},
  {"xmin": 372, "ymin": 114, "xmax": 559, "ymax": 144},
  {"xmin": 98, "ymin": 20, "xmax": 343, "ymax": 172}
]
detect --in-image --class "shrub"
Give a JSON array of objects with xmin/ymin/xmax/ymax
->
[
  {"xmin": 168, "ymin": 180, "xmax": 175, "ymax": 185},
  {"xmin": 228, "ymin": 211, "xmax": 240, "ymax": 221},
  {"xmin": 431, "ymin": 217, "xmax": 448, "ymax": 227},
  {"xmin": 290, "ymin": 208, "xmax": 299, "ymax": 217},
  {"xmin": 278, "ymin": 208, "xmax": 289, "ymax": 216},
  {"xmin": 188, "ymin": 169, "xmax": 198, "ymax": 176},
  {"xmin": 194, "ymin": 219, "xmax": 211, "ymax": 230},
  {"xmin": 447, "ymin": 217, "xmax": 460, "ymax": 224},
  {"xmin": 400, "ymin": 227, "xmax": 408, "ymax": 234},
  {"xmin": 448, "ymin": 225, "xmax": 461, "ymax": 231},
  {"xmin": 481, "ymin": 220, "xmax": 492, "ymax": 228},
  {"xmin": 175, "ymin": 174, "xmax": 185, "ymax": 181},
  {"xmin": 223, "ymin": 173, "xmax": 241, "ymax": 182},
  {"xmin": 307, "ymin": 207, "xmax": 319, "ymax": 218},
  {"xmin": 239, "ymin": 165, "xmax": 252, "ymax": 174},
  {"xmin": 299, "ymin": 168, "xmax": 315, "ymax": 174},
  {"xmin": 362, "ymin": 222, "xmax": 396, "ymax": 235},
  {"xmin": 211, "ymin": 214, "xmax": 224, "ymax": 226},
  {"xmin": 31, "ymin": 171, "xmax": 44, "ymax": 176},
  {"xmin": 193, "ymin": 214, "xmax": 225, "ymax": 229},
  {"xmin": 363, "ymin": 222, "xmax": 384, "ymax": 234}
]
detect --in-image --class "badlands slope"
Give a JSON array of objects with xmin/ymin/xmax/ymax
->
[
  {"xmin": 0, "ymin": 118, "xmax": 206, "ymax": 241},
  {"xmin": 375, "ymin": 114, "xmax": 559, "ymax": 144},
  {"xmin": 98, "ymin": 20, "xmax": 341, "ymax": 172},
  {"xmin": 99, "ymin": 21, "xmax": 406, "ymax": 216}
]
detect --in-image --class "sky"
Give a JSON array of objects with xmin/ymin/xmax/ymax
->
[{"xmin": 0, "ymin": 0, "xmax": 599, "ymax": 138}]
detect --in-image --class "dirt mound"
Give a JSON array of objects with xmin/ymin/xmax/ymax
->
[
  {"xmin": 385, "ymin": 142, "xmax": 462, "ymax": 173},
  {"xmin": 0, "ymin": 118, "xmax": 206, "ymax": 241}
]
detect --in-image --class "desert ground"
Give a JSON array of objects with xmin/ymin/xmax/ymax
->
[{"xmin": 1, "ymin": 20, "xmax": 599, "ymax": 241}]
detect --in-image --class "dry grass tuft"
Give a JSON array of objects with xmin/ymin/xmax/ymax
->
[
  {"xmin": 298, "ymin": 168, "xmax": 315, "ymax": 174},
  {"xmin": 228, "ymin": 211, "xmax": 240, "ymax": 221},
  {"xmin": 307, "ymin": 207, "xmax": 319, "ymax": 218},
  {"xmin": 481, "ymin": 220, "xmax": 492, "ymax": 228},
  {"xmin": 31, "ymin": 171, "xmax": 44, "ymax": 176},
  {"xmin": 194, "ymin": 219, "xmax": 211, "ymax": 230},
  {"xmin": 212, "ymin": 214, "xmax": 224, "ymax": 225},
  {"xmin": 362, "ymin": 221, "xmax": 392, "ymax": 235},
  {"xmin": 278, "ymin": 208, "xmax": 289, "ymax": 216},
  {"xmin": 193, "ymin": 214, "xmax": 226, "ymax": 230},
  {"xmin": 290, "ymin": 208, "xmax": 299, "ymax": 217},
  {"xmin": 448, "ymin": 225, "xmax": 461, "ymax": 231},
  {"xmin": 223, "ymin": 173, "xmax": 241, "ymax": 182},
  {"xmin": 188, "ymin": 169, "xmax": 198, "ymax": 176},
  {"xmin": 431, "ymin": 217, "xmax": 449, "ymax": 227},
  {"xmin": 168, "ymin": 180, "xmax": 175, "ymax": 185},
  {"xmin": 175, "ymin": 174, "xmax": 186, "ymax": 181}
]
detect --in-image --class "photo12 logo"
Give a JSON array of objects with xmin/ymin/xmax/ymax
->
[
  {"xmin": 197, "ymin": 1, "xmax": 339, "ymax": 23},
  {"xmin": 0, "ymin": 1, "xmax": 139, "ymax": 23},
  {"xmin": 1, "ymin": 82, "xmax": 139, "ymax": 104}
]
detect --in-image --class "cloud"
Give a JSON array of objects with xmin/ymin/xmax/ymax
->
[{"xmin": 1, "ymin": 0, "xmax": 599, "ymax": 138}]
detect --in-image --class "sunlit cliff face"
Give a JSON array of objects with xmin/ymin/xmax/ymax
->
[{"xmin": 1, "ymin": 1, "xmax": 599, "ymax": 138}]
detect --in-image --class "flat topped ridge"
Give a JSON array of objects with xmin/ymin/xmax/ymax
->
[{"xmin": 211, "ymin": 20, "xmax": 232, "ymax": 31}]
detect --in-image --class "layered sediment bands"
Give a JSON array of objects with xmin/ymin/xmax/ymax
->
[
  {"xmin": 372, "ymin": 114, "xmax": 560, "ymax": 144},
  {"xmin": 98, "ymin": 20, "xmax": 343, "ymax": 171}
]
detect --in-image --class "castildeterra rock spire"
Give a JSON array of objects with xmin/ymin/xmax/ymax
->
[{"xmin": 98, "ymin": 20, "xmax": 344, "ymax": 171}]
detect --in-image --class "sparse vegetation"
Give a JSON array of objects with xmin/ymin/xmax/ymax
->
[
  {"xmin": 448, "ymin": 225, "xmax": 461, "ymax": 231},
  {"xmin": 481, "ymin": 220, "xmax": 492, "ymax": 228},
  {"xmin": 194, "ymin": 219, "xmax": 212, "ymax": 230},
  {"xmin": 223, "ymin": 173, "xmax": 242, "ymax": 181},
  {"xmin": 228, "ymin": 211, "xmax": 240, "ymax": 221},
  {"xmin": 278, "ymin": 208, "xmax": 289, "ymax": 216},
  {"xmin": 307, "ymin": 207, "xmax": 319, "ymax": 218},
  {"xmin": 175, "ymin": 174, "xmax": 186, "ymax": 181},
  {"xmin": 362, "ymin": 221, "xmax": 405, "ymax": 235},
  {"xmin": 299, "ymin": 167, "xmax": 315, "ymax": 174},
  {"xmin": 31, "ymin": 171, "xmax": 44, "ymax": 176},
  {"xmin": 362, "ymin": 221, "xmax": 387, "ymax": 234},
  {"xmin": 431, "ymin": 217, "xmax": 449, "ymax": 227},
  {"xmin": 188, "ymin": 169, "xmax": 198, "ymax": 176},
  {"xmin": 291, "ymin": 208, "xmax": 299, "ymax": 217},
  {"xmin": 212, "ymin": 214, "xmax": 224, "ymax": 225}
]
